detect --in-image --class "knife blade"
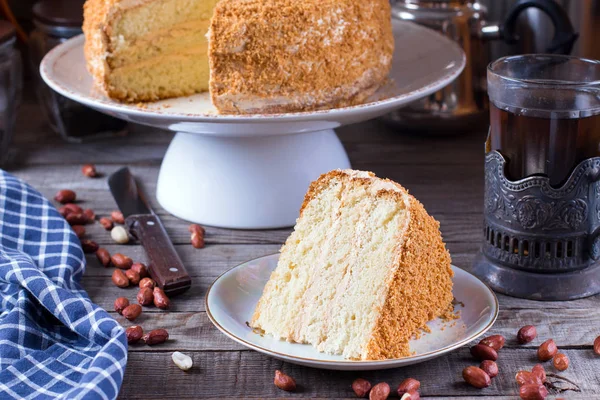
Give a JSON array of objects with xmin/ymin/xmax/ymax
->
[{"xmin": 108, "ymin": 167, "xmax": 191, "ymax": 296}]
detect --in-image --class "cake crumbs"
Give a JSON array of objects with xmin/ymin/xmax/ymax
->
[
  {"xmin": 437, "ymin": 298, "xmax": 463, "ymax": 323},
  {"xmin": 452, "ymin": 298, "xmax": 465, "ymax": 308},
  {"xmin": 246, "ymin": 321, "xmax": 265, "ymax": 336}
]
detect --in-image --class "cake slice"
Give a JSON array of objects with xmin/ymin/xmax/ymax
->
[{"xmin": 250, "ymin": 170, "xmax": 454, "ymax": 360}]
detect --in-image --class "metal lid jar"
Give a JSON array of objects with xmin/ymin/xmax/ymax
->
[
  {"xmin": 29, "ymin": 0, "xmax": 127, "ymax": 142},
  {"xmin": 0, "ymin": 21, "xmax": 22, "ymax": 165}
]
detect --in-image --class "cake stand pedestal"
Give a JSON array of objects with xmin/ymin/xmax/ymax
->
[
  {"xmin": 41, "ymin": 20, "xmax": 465, "ymax": 228},
  {"xmin": 157, "ymin": 130, "xmax": 349, "ymax": 229}
]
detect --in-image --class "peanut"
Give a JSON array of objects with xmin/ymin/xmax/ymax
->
[
  {"xmin": 111, "ymin": 210, "xmax": 125, "ymax": 224},
  {"xmin": 532, "ymin": 364, "xmax": 546, "ymax": 383},
  {"xmin": 125, "ymin": 325, "xmax": 143, "ymax": 344},
  {"xmin": 66, "ymin": 213, "xmax": 88, "ymax": 225},
  {"xmin": 553, "ymin": 353, "xmax": 569, "ymax": 371},
  {"xmin": 517, "ymin": 325, "xmax": 537, "ymax": 344},
  {"xmin": 111, "ymin": 226, "xmax": 129, "ymax": 244},
  {"xmin": 369, "ymin": 382, "xmax": 390, "ymax": 400},
  {"xmin": 188, "ymin": 224, "xmax": 205, "ymax": 234},
  {"xmin": 96, "ymin": 248, "xmax": 111, "ymax": 267},
  {"xmin": 519, "ymin": 384, "xmax": 548, "ymax": 400},
  {"xmin": 153, "ymin": 287, "xmax": 170, "ymax": 310},
  {"xmin": 172, "ymin": 351, "xmax": 193, "ymax": 371},
  {"xmin": 81, "ymin": 164, "xmax": 98, "ymax": 177},
  {"xmin": 352, "ymin": 378, "xmax": 371, "ymax": 398},
  {"xmin": 537, "ymin": 339, "xmax": 557, "ymax": 361},
  {"xmin": 83, "ymin": 208, "xmax": 95, "ymax": 222},
  {"xmin": 470, "ymin": 344, "xmax": 498, "ymax": 361},
  {"xmin": 63, "ymin": 203, "xmax": 83, "ymax": 214},
  {"xmin": 125, "ymin": 269, "xmax": 140, "ymax": 285},
  {"xmin": 113, "ymin": 297, "xmax": 129, "ymax": 314},
  {"xmin": 99, "ymin": 217, "xmax": 113, "ymax": 230},
  {"xmin": 273, "ymin": 370, "xmax": 296, "ymax": 392},
  {"xmin": 139, "ymin": 277, "xmax": 156, "ymax": 289},
  {"xmin": 462, "ymin": 366, "xmax": 491, "ymax": 388},
  {"xmin": 111, "ymin": 253, "xmax": 132, "ymax": 270},
  {"xmin": 479, "ymin": 335, "xmax": 505, "ymax": 351},
  {"xmin": 112, "ymin": 270, "xmax": 129, "ymax": 288},
  {"xmin": 55, "ymin": 189, "xmax": 76, "ymax": 204},
  {"xmin": 400, "ymin": 392, "xmax": 420, "ymax": 400},
  {"xmin": 397, "ymin": 378, "xmax": 420, "ymax": 395},
  {"xmin": 191, "ymin": 231, "xmax": 205, "ymax": 249},
  {"xmin": 122, "ymin": 304, "xmax": 142, "ymax": 321},
  {"xmin": 480, "ymin": 360, "xmax": 498, "ymax": 378},
  {"xmin": 81, "ymin": 239, "xmax": 99, "ymax": 254},
  {"xmin": 142, "ymin": 328, "xmax": 169, "ymax": 345},
  {"xmin": 131, "ymin": 263, "xmax": 148, "ymax": 278},
  {"xmin": 72, "ymin": 225, "xmax": 85, "ymax": 238},
  {"xmin": 137, "ymin": 287, "xmax": 154, "ymax": 306}
]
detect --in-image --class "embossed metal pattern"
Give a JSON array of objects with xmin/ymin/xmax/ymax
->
[{"xmin": 483, "ymin": 151, "xmax": 600, "ymax": 273}]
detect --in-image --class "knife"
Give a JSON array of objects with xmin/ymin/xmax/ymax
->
[{"xmin": 108, "ymin": 167, "xmax": 191, "ymax": 296}]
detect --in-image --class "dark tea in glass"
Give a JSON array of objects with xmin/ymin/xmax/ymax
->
[{"xmin": 487, "ymin": 55, "xmax": 600, "ymax": 187}]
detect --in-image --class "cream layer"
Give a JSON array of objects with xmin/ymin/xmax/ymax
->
[
  {"xmin": 110, "ymin": 46, "xmax": 208, "ymax": 75},
  {"xmin": 110, "ymin": 0, "xmax": 217, "ymax": 41},
  {"xmin": 109, "ymin": 20, "xmax": 210, "ymax": 68}
]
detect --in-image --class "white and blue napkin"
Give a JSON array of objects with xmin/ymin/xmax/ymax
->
[{"xmin": 0, "ymin": 171, "xmax": 127, "ymax": 399}]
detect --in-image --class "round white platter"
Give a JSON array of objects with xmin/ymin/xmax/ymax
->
[
  {"xmin": 40, "ymin": 20, "xmax": 465, "ymax": 229},
  {"xmin": 206, "ymin": 254, "xmax": 498, "ymax": 371}
]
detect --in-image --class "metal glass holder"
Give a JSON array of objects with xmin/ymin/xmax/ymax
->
[{"xmin": 472, "ymin": 150, "xmax": 600, "ymax": 300}]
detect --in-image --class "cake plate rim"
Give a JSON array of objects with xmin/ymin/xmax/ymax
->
[
  {"xmin": 39, "ymin": 20, "xmax": 466, "ymax": 137},
  {"xmin": 205, "ymin": 253, "xmax": 499, "ymax": 371}
]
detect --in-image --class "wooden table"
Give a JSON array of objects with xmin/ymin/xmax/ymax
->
[{"xmin": 8, "ymin": 97, "xmax": 598, "ymax": 399}]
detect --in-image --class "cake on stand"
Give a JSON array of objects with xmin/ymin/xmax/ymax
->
[{"xmin": 41, "ymin": 20, "xmax": 465, "ymax": 229}]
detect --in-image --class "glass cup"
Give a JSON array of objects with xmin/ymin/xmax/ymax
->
[
  {"xmin": 474, "ymin": 54, "xmax": 600, "ymax": 301},
  {"xmin": 487, "ymin": 54, "xmax": 600, "ymax": 187}
]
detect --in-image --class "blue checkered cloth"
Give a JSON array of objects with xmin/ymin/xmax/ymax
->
[{"xmin": 0, "ymin": 171, "xmax": 127, "ymax": 399}]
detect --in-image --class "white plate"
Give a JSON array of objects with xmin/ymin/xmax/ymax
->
[
  {"xmin": 40, "ymin": 20, "xmax": 465, "ymax": 136},
  {"xmin": 206, "ymin": 254, "xmax": 498, "ymax": 371}
]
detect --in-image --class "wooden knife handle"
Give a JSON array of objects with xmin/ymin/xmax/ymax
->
[{"xmin": 126, "ymin": 214, "xmax": 191, "ymax": 296}]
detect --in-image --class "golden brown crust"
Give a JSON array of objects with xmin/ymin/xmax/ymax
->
[
  {"xmin": 83, "ymin": 0, "xmax": 111, "ymax": 97},
  {"xmin": 208, "ymin": 0, "xmax": 394, "ymax": 114},
  {"xmin": 365, "ymin": 195, "xmax": 454, "ymax": 360},
  {"xmin": 84, "ymin": 0, "xmax": 394, "ymax": 112}
]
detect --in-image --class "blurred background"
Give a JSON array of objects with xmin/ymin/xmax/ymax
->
[{"xmin": 0, "ymin": 0, "xmax": 597, "ymax": 156}]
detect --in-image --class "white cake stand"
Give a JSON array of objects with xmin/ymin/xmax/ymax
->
[{"xmin": 41, "ymin": 20, "xmax": 465, "ymax": 229}]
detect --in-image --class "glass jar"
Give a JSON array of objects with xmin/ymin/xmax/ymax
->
[
  {"xmin": 29, "ymin": 0, "xmax": 127, "ymax": 142},
  {"xmin": 0, "ymin": 21, "xmax": 22, "ymax": 166}
]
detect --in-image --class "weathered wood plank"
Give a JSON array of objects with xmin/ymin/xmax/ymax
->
[
  {"xmin": 15, "ymin": 95, "xmax": 600, "ymax": 398},
  {"xmin": 119, "ymin": 348, "xmax": 595, "ymax": 398},
  {"xmin": 13, "ymin": 116, "xmax": 486, "ymax": 167},
  {"xmin": 108, "ymin": 308, "xmax": 600, "ymax": 352},
  {"xmin": 72, "ymin": 211, "xmax": 482, "ymax": 246},
  {"xmin": 8, "ymin": 164, "xmax": 484, "ymax": 217},
  {"xmin": 79, "ymin": 242, "xmax": 480, "ymax": 281},
  {"xmin": 82, "ymin": 244, "xmax": 282, "ymax": 278},
  {"xmin": 82, "ymin": 257, "xmax": 600, "ymax": 315},
  {"xmin": 8, "ymin": 162, "xmax": 483, "ymax": 188}
]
